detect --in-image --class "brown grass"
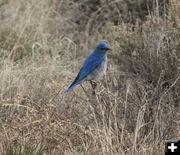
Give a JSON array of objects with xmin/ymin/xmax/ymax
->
[{"xmin": 0, "ymin": 0, "xmax": 180, "ymax": 154}]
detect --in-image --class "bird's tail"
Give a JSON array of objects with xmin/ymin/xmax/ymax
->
[
  {"xmin": 65, "ymin": 72, "xmax": 86, "ymax": 92},
  {"xmin": 65, "ymin": 80, "xmax": 81, "ymax": 92},
  {"xmin": 65, "ymin": 68, "xmax": 87, "ymax": 92}
]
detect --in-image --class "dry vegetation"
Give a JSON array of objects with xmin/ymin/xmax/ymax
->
[{"xmin": 0, "ymin": 0, "xmax": 180, "ymax": 154}]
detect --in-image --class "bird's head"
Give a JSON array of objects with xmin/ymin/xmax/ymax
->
[{"xmin": 95, "ymin": 42, "xmax": 111, "ymax": 53}]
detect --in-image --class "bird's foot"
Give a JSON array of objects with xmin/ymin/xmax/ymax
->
[
  {"xmin": 90, "ymin": 81, "xmax": 97, "ymax": 95},
  {"xmin": 90, "ymin": 81, "xmax": 97, "ymax": 89}
]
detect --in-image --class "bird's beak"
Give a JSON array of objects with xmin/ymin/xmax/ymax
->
[{"xmin": 107, "ymin": 48, "xmax": 111, "ymax": 51}]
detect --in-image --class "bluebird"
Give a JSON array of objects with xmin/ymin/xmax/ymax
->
[{"xmin": 66, "ymin": 42, "xmax": 110, "ymax": 92}]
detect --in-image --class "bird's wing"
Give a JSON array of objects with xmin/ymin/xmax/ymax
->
[
  {"xmin": 66, "ymin": 57, "xmax": 103, "ymax": 92},
  {"xmin": 82, "ymin": 56, "xmax": 103, "ymax": 75}
]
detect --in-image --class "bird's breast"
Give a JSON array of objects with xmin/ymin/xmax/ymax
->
[{"xmin": 86, "ymin": 59, "xmax": 107, "ymax": 81}]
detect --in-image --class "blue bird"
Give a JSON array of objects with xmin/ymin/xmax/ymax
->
[{"xmin": 66, "ymin": 41, "xmax": 110, "ymax": 92}]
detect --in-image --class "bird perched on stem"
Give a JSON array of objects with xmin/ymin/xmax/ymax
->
[{"xmin": 66, "ymin": 41, "xmax": 110, "ymax": 92}]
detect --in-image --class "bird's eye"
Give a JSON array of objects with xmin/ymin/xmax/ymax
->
[{"xmin": 101, "ymin": 47, "xmax": 110, "ymax": 50}]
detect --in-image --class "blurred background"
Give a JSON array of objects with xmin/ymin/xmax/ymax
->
[{"xmin": 0, "ymin": 0, "xmax": 180, "ymax": 154}]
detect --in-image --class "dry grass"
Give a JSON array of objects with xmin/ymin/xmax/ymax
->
[{"xmin": 0, "ymin": 0, "xmax": 180, "ymax": 154}]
